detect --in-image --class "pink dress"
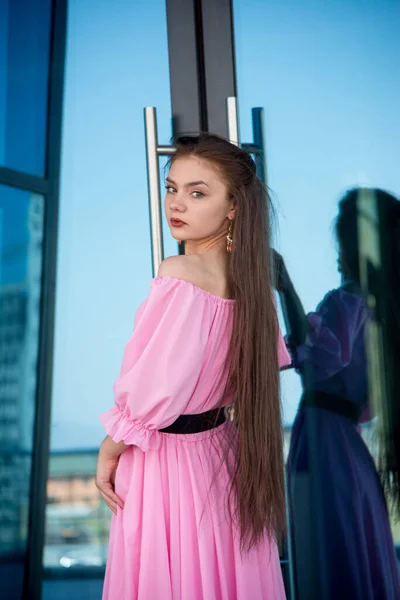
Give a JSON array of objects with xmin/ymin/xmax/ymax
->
[{"xmin": 100, "ymin": 276, "xmax": 291, "ymax": 600}]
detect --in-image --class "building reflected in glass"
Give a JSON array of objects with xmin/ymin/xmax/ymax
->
[{"xmin": 0, "ymin": 188, "xmax": 44, "ymax": 597}]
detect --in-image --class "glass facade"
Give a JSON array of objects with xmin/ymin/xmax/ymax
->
[
  {"xmin": 0, "ymin": 0, "xmax": 61, "ymax": 597},
  {"xmin": 0, "ymin": 1, "xmax": 398, "ymax": 598},
  {"xmin": 233, "ymin": 1, "xmax": 400, "ymax": 597},
  {"xmin": 0, "ymin": 186, "xmax": 44, "ymax": 598},
  {"xmin": 233, "ymin": 0, "xmax": 399, "ymax": 426},
  {"xmin": 0, "ymin": 0, "xmax": 52, "ymax": 176}
]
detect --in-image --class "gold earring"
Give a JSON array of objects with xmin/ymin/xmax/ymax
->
[
  {"xmin": 226, "ymin": 221, "xmax": 233, "ymax": 253},
  {"xmin": 178, "ymin": 240, "xmax": 182, "ymax": 246}
]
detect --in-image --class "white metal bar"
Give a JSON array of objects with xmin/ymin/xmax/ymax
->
[
  {"xmin": 144, "ymin": 107, "xmax": 164, "ymax": 275},
  {"xmin": 226, "ymin": 97, "xmax": 239, "ymax": 146}
]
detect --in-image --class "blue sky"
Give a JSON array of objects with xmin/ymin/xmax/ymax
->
[{"xmin": 49, "ymin": 0, "xmax": 400, "ymax": 449}]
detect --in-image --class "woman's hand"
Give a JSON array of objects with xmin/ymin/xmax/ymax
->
[
  {"xmin": 271, "ymin": 249, "xmax": 290, "ymax": 292},
  {"xmin": 95, "ymin": 437, "xmax": 126, "ymax": 515}
]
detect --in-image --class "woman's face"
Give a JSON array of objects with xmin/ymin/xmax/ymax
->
[{"xmin": 164, "ymin": 156, "xmax": 235, "ymax": 244}]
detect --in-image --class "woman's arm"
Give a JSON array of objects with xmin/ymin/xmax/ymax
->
[
  {"xmin": 272, "ymin": 250, "xmax": 310, "ymax": 348},
  {"xmin": 95, "ymin": 436, "xmax": 128, "ymax": 515},
  {"xmin": 100, "ymin": 435, "xmax": 128, "ymax": 458}
]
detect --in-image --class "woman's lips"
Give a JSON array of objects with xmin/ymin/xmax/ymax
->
[{"xmin": 170, "ymin": 218, "xmax": 186, "ymax": 228}]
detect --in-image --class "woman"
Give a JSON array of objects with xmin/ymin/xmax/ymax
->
[
  {"xmin": 278, "ymin": 188, "xmax": 400, "ymax": 599},
  {"xmin": 96, "ymin": 134, "xmax": 291, "ymax": 599}
]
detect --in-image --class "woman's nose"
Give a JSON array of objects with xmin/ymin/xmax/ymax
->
[{"xmin": 169, "ymin": 198, "xmax": 186, "ymax": 212}]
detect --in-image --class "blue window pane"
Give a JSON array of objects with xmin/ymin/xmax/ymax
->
[
  {"xmin": 0, "ymin": 185, "xmax": 44, "ymax": 598},
  {"xmin": 0, "ymin": 0, "xmax": 52, "ymax": 176}
]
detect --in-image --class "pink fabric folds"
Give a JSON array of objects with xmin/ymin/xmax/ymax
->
[
  {"xmin": 100, "ymin": 276, "xmax": 290, "ymax": 599},
  {"xmin": 100, "ymin": 276, "xmax": 290, "ymax": 452}
]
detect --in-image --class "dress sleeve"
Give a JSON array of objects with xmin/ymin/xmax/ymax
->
[
  {"xmin": 295, "ymin": 289, "xmax": 366, "ymax": 381},
  {"xmin": 100, "ymin": 278, "xmax": 213, "ymax": 451}
]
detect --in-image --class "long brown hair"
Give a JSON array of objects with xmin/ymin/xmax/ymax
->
[{"xmin": 170, "ymin": 134, "xmax": 285, "ymax": 549}]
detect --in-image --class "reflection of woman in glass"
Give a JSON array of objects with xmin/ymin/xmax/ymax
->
[
  {"xmin": 277, "ymin": 188, "xmax": 400, "ymax": 599},
  {"xmin": 96, "ymin": 135, "xmax": 291, "ymax": 599}
]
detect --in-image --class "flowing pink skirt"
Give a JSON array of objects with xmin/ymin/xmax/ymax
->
[{"xmin": 102, "ymin": 422, "xmax": 286, "ymax": 600}]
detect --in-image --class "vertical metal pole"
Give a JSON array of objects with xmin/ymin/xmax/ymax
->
[
  {"xmin": 144, "ymin": 107, "xmax": 164, "ymax": 275},
  {"xmin": 226, "ymin": 97, "xmax": 239, "ymax": 146},
  {"xmin": 251, "ymin": 107, "xmax": 267, "ymax": 185}
]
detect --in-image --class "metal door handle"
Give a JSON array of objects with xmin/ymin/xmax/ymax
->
[
  {"xmin": 225, "ymin": 96, "xmax": 267, "ymax": 184},
  {"xmin": 144, "ymin": 107, "xmax": 175, "ymax": 276},
  {"xmin": 226, "ymin": 97, "xmax": 240, "ymax": 146},
  {"xmin": 144, "ymin": 99, "xmax": 268, "ymax": 274}
]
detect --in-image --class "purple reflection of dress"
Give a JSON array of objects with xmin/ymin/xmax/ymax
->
[{"xmin": 287, "ymin": 288, "xmax": 400, "ymax": 600}]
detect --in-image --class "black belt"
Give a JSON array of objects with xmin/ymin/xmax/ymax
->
[
  {"xmin": 300, "ymin": 391, "xmax": 363, "ymax": 424},
  {"xmin": 159, "ymin": 408, "xmax": 226, "ymax": 434}
]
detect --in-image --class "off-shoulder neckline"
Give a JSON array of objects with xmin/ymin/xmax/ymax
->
[{"xmin": 153, "ymin": 276, "xmax": 235, "ymax": 305}]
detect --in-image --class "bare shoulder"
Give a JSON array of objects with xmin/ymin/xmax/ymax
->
[
  {"xmin": 157, "ymin": 255, "xmax": 203, "ymax": 284},
  {"xmin": 158, "ymin": 255, "xmax": 230, "ymax": 299}
]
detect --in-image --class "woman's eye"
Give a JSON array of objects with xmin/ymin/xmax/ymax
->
[
  {"xmin": 165, "ymin": 186, "xmax": 175, "ymax": 193},
  {"xmin": 192, "ymin": 190, "xmax": 205, "ymax": 199}
]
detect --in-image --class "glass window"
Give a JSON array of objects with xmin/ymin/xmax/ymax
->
[
  {"xmin": 0, "ymin": 0, "xmax": 52, "ymax": 176},
  {"xmin": 233, "ymin": 0, "xmax": 400, "ymax": 596},
  {"xmin": 42, "ymin": 0, "xmax": 174, "ymax": 591},
  {"xmin": 0, "ymin": 185, "xmax": 44, "ymax": 598}
]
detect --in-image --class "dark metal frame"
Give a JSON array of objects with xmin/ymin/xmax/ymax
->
[
  {"xmin": 13, "ymin": 1, "xmax": 67, "ymax": 598},
  {"xmin": 166, "ymin": 0, "xmax": 237, "ymax": 138},
  {"xmin": 0, "ymin": 1, "xmax": 66, "ymax": 597},
  {"xmin": 0, "ymin": 167, "xmax": 49, "ymax": 194},
  {"xmin": 199, "ymin": 0, "xmax": 237, "ymax": 136},
  {"xmin": 165, "ymin": 0, "xmax": 206, "ymax": 134}
]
